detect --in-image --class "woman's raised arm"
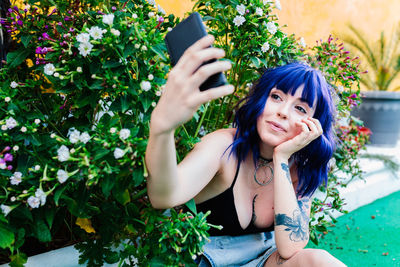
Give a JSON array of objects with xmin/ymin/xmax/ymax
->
[{"xmin": 145, "ymin": 35, "xmax": 233, "ymax": 209}]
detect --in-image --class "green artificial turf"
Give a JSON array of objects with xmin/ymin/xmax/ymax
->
[
  {"xmin": 307, "ymin": 190, "xmax": 400, "ymax": 267},
  {"xmin": 307, "ymin": 191, "xmax": 400, "ymax": 267}
]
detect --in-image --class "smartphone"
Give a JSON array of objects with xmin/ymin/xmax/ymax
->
[{"xmin": 164, "ymin": 12, "xmax": 227, "ymax": 91}]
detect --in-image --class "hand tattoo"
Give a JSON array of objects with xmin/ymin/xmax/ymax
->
[
  {"xmin": 275, "ymin": 198, "xmax": 310, "ymax": 242},
  {"xmin": 280, "ymin": 163, "xmax": 292, "ymax": 184}
]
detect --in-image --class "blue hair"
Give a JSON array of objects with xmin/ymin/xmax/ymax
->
[{"xmin": 229, "ymin": 62, "xmax": 336, "ymax": 197}]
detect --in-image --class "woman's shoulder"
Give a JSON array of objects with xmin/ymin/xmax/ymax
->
[{"xmin": 194, "ymin": 128, "xmax": 236, "ymax": 154}]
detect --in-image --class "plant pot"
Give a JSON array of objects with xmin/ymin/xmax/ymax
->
[{"xmin": 351, "ymin": 91, "xmax": 400, "ymax": 146}]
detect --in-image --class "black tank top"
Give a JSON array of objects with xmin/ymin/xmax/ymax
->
[{"xmin": 196, "ymin": 162, "xmax": 274, "ymax": 236}]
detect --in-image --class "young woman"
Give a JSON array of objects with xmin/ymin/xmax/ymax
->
[{"xmin": 146, "ymin": 35, "xmax": 346, "ymax": 266}]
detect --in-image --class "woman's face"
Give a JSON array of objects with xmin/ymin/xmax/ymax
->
[{"xmin": 256, "ymin": 86, "xmax": 316, "ymax": 147}]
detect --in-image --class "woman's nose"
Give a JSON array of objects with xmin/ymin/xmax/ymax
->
[{"xmin": 277, "ymin": 105, "xmax": 289, "ymax": 119}]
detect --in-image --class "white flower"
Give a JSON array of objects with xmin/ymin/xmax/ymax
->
[
  {"xmin": 110, "ymin": 127, "xmax": 117, "ymax": 134},
  {"xmin": 76, "ymin": 32, "xmax": 90, "ymax": 43},
  {"xmin": 70, "ymin": 148, "xmax": 75, "ymax": 154},
  {"xmin": 255, "ymin": 7, "xmax": 263, "ymax": 16},
  {"xmin": 34, "ymin": 165, "xmax": 41, "ymax": 171},
  {"xmin": 0, "ymin": 162, "xmax": 6, "ymax": 169},
  {"xmin": 158, "ymin": 5, "xmax": 166, "ymax": 15},
  {"xmin": 68, "ymin": 129, "xmax": 81, "ymax": 144},
  {"xmin": 34, "ymin": 119, "xmax": 41, "ymax": 124},
  {"xmin": 88, "ymin": 26, "xmax": 105, "ymax": 40},
  {"xmin": 141, "ymin": 45, "xmax": 147, "ymax": 51},
  {"xmin": 236, "ymin": 4, "xmax": 246, "ymax": 15},
  {"xmin": 57, "ymin": 169, "xmax": 69, "ymax": 184},
  {"xmin": 337, "ymin": 85, "xmax": 344, "ymax": 93},
  {"xmin": 6, "ymin": 117, "xmax": 17, "ymax": 129},
  {"xmin": 35, "ymin": 188, "xmax": 46, "ymax": 206},
  {"xmin": 134, "ymin": 44, "xmax": 140, "ymax": 49},
  {"xmin": 44, "ymin": 63, "xmax": 56, "ymax": 76},
  {"xmin": 299, "ymin": 37, "xmax": 307, "ymax": 47},
  {"xmin": 5, "ymin": 97, "xmax": 11, "ymax": 102},
  {"xmin": 275, "ymin": 0, "xmax": 282, "ymax": 10},
  {"xmin": 78, "ymin": 42, "xmax": 93, "ymax": 57},
  {"xmin": 140, "ymin": 81, "xmax": 151, "ymax": 91},
  {"xmin": 110, "ymin": 28, "xmax": 120, "ymax": 36},
  {"xmin": 10, "ymin": 172, "xmax": 23, "ymax": 185},
  {"xmin": 13, "ymin": 145, "xmax": 19, "ymax": 151},
  {"xmin": 1, "ymin": 125, "xmax": 7, "ymax": 131},
  {"xmin": 151, "ymin": 102, "xmax": 156, "ymax": 107},
  {"xmin": 50, "ymin": 133, "xmax": 56, "ymax": 138},
  {"xmin": 53, "ymin": 72, "xmax": 60, "ymax": 77},
  {"xmin": 148, "ymin": 12, "xmax": 155, "ymax": 18},
  {"xmin": 1, "ymin": 204, "xmax": 12, "ymax": 216},
  {"xmin": 11, "ymin": 196, "xmax": 16, "ymax": 202},
  {"xmin": 119, "ymin": 129, "xmax": 131, "ymax": 140},
  {"xmin": 57, "ymin": 145, "xmax": 70, "ymax": 162},
  {"xmin": 79, "ymin": 132, "xmax": 91, "ymax": 144},
  {"xmin": 275, "ymin": 38, "xmax": 281, "ymax": 47},
  {"xmin": 76, "ymin": 67, "xmax": 83, "ymax": 73},
  {"xmin": 102, "ymin": 14, "xmax": 114, "ymax": 25},
  {"xmin": 10, "ymin": 81, "xmax": 18, "ymax": 88},
  {"xmin": 148, "ymin": 74, "xmax": 154, "ymax": 80},
  {"xmin": 261, "ymin": 42, "xmax": 270, "ymax": 52},
  {"xmin": 266, "ymin": 22, "xmax": 277, "ymax": 35},
  {"xmin": 132, "ymin": 14, "xmax": 138, "ymax": 19},
  {"xmin": 27, "ymin": 196, "xmax": 40, "ymax": 209},
  {"xmin": 147, "ymin": 0, "xmax": 156, "ymax": 5},
  {"xmin": 114, "ymin": 148, "xmax": 125, "ymax": 159},
  {"xmin": 156, "ymin": 90, "xmax": 162, "ymax": 96},
  {"xmin": 20, "ymin": 126, "xmax": 27, "ymax": 133},
  {"xmin": 233, "ymin": 15, "xmax": 246, "ymax": 27}
]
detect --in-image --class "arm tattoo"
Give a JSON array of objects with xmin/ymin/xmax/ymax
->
[
  {"xmin": 280, "ymin": 163, "xmax": 292, "ymax": 184},
  {"xmin": 251, "ymin": 194, "xmax": 258, "ymax": 223},
  {"xmin": 275, "ymin": 198, "xmax": 310, "ymax": 242}
]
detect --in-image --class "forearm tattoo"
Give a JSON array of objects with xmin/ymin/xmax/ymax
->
[
  {"xmin": 280, "ymin": 163, "xmax": 292, "ymax": 184},
  {"xmin": 275, "ymin": 199, "xmax": 310, "ymax": 242}
]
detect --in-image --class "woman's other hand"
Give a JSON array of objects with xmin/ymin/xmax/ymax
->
[
  {"xmin": 151, "ymin": 35, "xmax": 234, "ymax": 135},
  {"xmin": 273, "ymin": 117, "xmax": 323, "ymax": 160}
]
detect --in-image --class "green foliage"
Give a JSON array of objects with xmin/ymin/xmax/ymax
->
[
  {"xmin": 343, "ymin": 24, "xmax": 400, "ymax": 91},
  {"xmin": 0, "ymin": 0, "xmax": 368, "ymax": 265}
]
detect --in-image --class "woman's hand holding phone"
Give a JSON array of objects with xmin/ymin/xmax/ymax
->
[{"xmin": 150, "ymin": 35, "xmax": 234, "ymax": 135}]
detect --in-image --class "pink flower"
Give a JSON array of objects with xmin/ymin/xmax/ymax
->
[{"xmin": 4, "ymin": 153, "xmax": 13, "ymax": 162}]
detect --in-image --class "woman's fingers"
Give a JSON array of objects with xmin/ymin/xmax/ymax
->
[
  {"xmin": 176, "ymin": 35, "xmax": 225, "ymax": 75},
  {"xmin": 190, "ymin": 60, "xmax": 232, "ymax": 88},
  {"xmin": 193, "ymin": 84, "xmax": 235, "ymax": 106}
]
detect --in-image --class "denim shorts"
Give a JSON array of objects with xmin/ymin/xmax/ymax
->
[{"xmin": 196, "ymin": 231, "xmax": 277, "ymax": 267}]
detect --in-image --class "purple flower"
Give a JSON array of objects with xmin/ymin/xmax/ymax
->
[
  {"xmin": 7, "ymin": 165, "xmax": 13, "ymax": 170},
  {"xmin": 4, "ymin": 153, "xmax": 13, "ymax": 162},
  {"xmin": 112, "ymin": 6, "xmax": 117, "ymax": 11},
  {"xmin": 0, "ymin": 158, "xmax": 5, "ymax": 164},
  {"xmin": 69, "ymin": 28, "xmax": 75, "ymax": 32},
  {"xmin": 17, "ymin": 20, "xmax": 22, "ymax": 26},
  {"xmin": 57, "ymin": 22, "xmax": 62, "ymax": 26},
  {"xmin": 44, "ymin": 25, "xmax": 49, "ymax": 29},
  {"xmin": 158, "ymin": 16, "xmax": 164, "ymax": 23},
  {"xmin": 8, "ymin": 8, "xmax": 13, "ymax": 13},
  {"xmin": 13, "ymin": 6, "xmax": 19, "ymax": 11},
  {"xmin": 35, "ymin": 47, "xmax": 43, "ymax": 54},
  {"xmin": 42, "ymin": 32, "xmax": 50, "ymax": 39}
]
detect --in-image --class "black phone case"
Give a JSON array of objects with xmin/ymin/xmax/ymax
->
[{"xmin": 164, "ymin": 12, "xmax": 227, "ymax": 91}]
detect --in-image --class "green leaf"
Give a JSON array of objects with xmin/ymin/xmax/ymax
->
[
  {"xmin": 54, "ymin": 186, "xmax": 68, "ymax": 206},
  {"xmin": 21, "ymin": 35, "xmax": 33, "ymax": 48},
  {"xmin": 250, "ymin": 57, "xmax": 261, "ymax": 68},
  {"xmin": 132, "ymin": 169, "xmax": 144, "ymax": 187},
  {"xmin": 33, "ymin": 219, "xmax": 51, "ymax": 242},
  {"xmin": 89, "ymin": 80, "xmax": 103, "ymax": 90},
  {"xmin": 94, "ymin": 148, "xmax": 110, "ymax": 160},
  {"xmin": 0, "ymin": 224, "xmax": 15, "ymax": 249},
  {"xmin": 141, "ymin": 98, "xmax": 151, "ymax": 112},
  {"xmin": 115, "ymin": 189, "xmax": 131, "ymax": 205},
  {"xmin": 9, "ymin": 252, "xmax": 27, "ymax": 267},
  {"xmin": 121, "ymin": 95, "xmax": 130, "ymax": 113},
  {"xmin": 185, "ymin": 199, "xmax": 197, "ymax": 214},
  {"xmin": 45, "ymin": 208, "xmax": 55, "ymax": 229},
  {"xmin": 150, "ymin": 43, "xmax": 167, "ymax": 61},
  {"xmin": 7, "ymin": 48, "xmax": 31, "ymax": 68},
  {"xmin": 101, "ymin": 175, "xmax": 115, "ymax": 197}
]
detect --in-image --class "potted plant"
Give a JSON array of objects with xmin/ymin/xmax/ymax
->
[{"xmin": 344, "ymin": 24, "xmax": 400, "ymax": 146}]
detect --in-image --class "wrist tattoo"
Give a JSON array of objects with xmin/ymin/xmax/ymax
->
[
  {"xmin": 280, "ymin": 163, "xmax": 292, "ymax": 184},
  {"xmin": 275, "ymin": 200, "xmax": 310, "ymax": 242}
]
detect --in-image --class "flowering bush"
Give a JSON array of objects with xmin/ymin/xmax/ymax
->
[{"xmin": 0, "ymin": 0, "xmax": 368, "ymax": 266}]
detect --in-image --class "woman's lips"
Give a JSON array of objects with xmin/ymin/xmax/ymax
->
[{"xmin": 268, "ymin": 121, "xmax": 286, "ymax": 132}]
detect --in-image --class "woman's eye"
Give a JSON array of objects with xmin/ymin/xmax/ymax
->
[
  {"xmin": 296, "ymin": 106, "xmax": 307, "ymax": 114},
  {"xmin": 270, "ymin": 93, "xmax": 281, "ymax": 100}
]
